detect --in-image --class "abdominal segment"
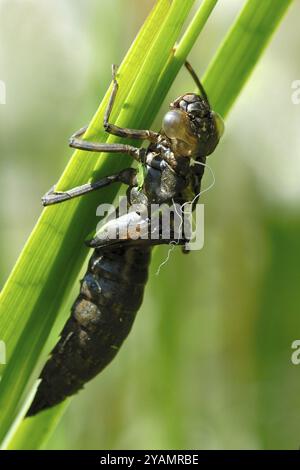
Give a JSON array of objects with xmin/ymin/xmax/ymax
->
[{"xmin": 27, "ymin": 245, "xmax": 151, "ymax": 416}]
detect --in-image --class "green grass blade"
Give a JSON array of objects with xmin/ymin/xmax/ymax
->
[
  {"xmin": 151, "ymin": 0, "xmax": 219, "ymax": 104},
  {"xmin": 0, "ymin": 0, "xmax": 196, "ymax": 444}
]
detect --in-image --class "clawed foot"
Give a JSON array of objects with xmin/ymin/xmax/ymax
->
[{"xmin": 41, "ymin": 185, "xmax": 71, "ymax": 206}]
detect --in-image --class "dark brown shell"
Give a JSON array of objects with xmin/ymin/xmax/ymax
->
[{"xmin": 27, "ymin": 246, "xmax": 151, "ymax": 416}]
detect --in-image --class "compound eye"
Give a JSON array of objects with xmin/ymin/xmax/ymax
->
[
  {"xmin": 212, "ymin": 111, "xmax": 225, "ymax": 138},
  {"xmin": 162, "ymin": 109, "xmax": 195, "ymax": 142}
]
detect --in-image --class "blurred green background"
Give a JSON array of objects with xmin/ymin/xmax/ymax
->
[{"xmin": 1, "ymin": 0, "xmax": 300, "ymax": 450}]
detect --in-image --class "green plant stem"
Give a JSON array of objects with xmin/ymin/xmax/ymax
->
[{"xmin": 175, "ymin": 0, "xmax": 219, "ymax": 62}]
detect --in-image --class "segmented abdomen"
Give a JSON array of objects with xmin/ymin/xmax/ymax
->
[{"xmin": 27, "ymin": 245, "xmax": 151, "ymax": 416}]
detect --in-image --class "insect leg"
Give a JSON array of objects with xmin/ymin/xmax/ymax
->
[
  {"xmin": 68, "ymin": 63, "xmax": 159, "ymax": 155},
  {"xmin": 42, "ymin": 168, "xmax": 136, "ymax": 206},
  {"xmin": 69, "ymin": 136, "xmax": 144, "ymax": 163},
  {"xmin": 71, "ymin": 124, "xmax": 89, "ymax": 138},
  {"xmin": 103, "ymin": 65, "xmax": 159, "ymax": 142},
  {"xmin": 190, "ymin": 157, "xmax": 206, "ymax": 210}
]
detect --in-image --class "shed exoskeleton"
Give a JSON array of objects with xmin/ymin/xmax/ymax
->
[{"xmin": 27, "ymin": 61, "xmax": 224, "ymax": 416}]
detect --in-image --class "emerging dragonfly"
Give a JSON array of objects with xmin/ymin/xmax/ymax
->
[{"xmin": 27, "ymin": 61, "xmax": 224, "ymax": 416}]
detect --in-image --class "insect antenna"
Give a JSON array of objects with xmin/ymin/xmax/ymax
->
[{"xmin": 184, "ymin": 60, "xmax": 211, "ymax": 108}]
